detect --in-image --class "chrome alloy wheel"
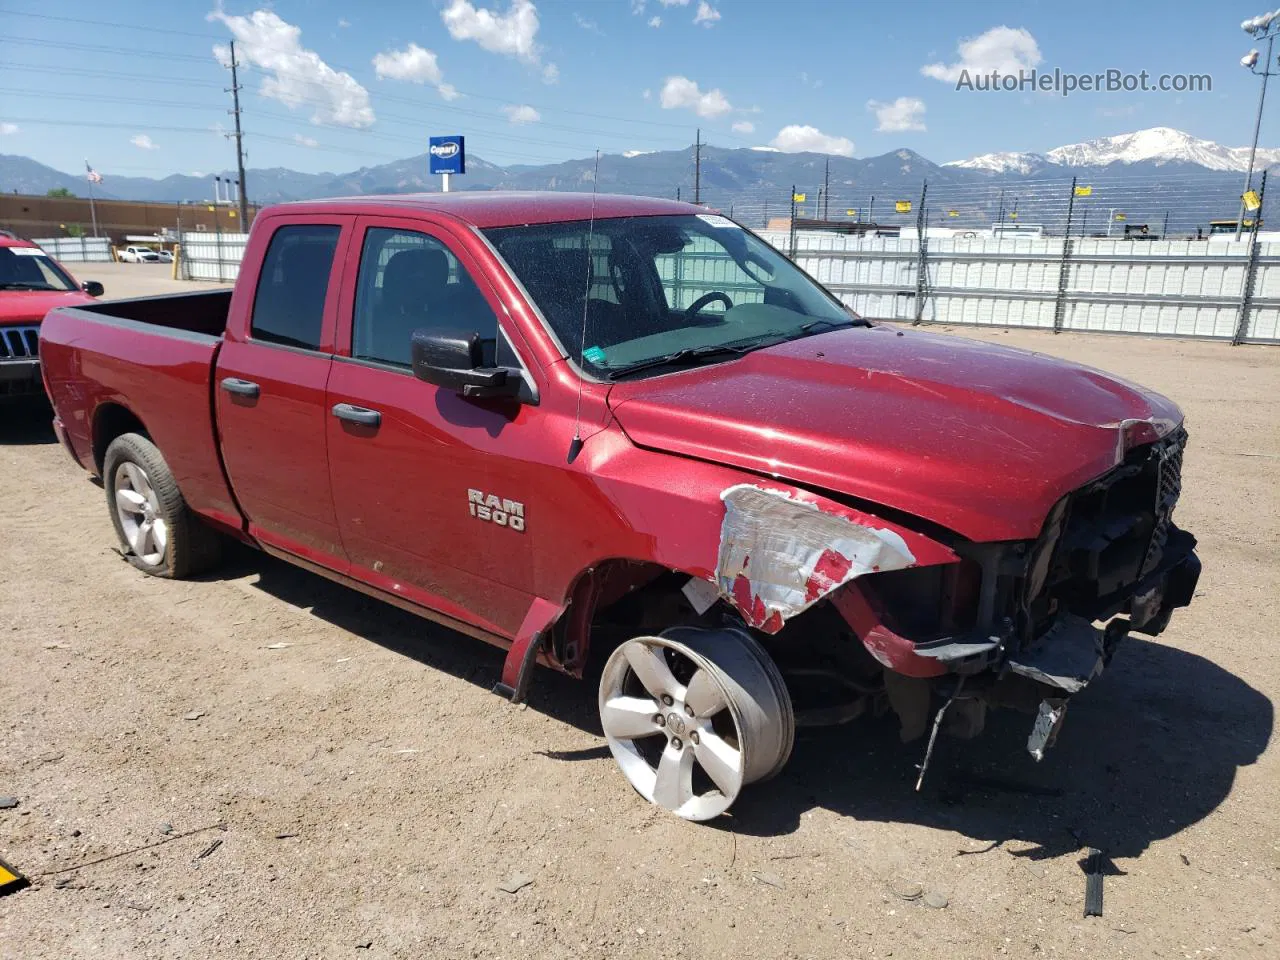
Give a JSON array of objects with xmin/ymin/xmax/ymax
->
[
  {"xmin": 598, "ymin": 627, "xmax": 794, "ymax": 821},
  {"xmin": 113, "ymin": 462, "xmax": 168, "ymax": 566}
]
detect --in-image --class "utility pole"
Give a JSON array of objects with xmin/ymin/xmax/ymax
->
[
  {"xmin": 694, "ymin": 128, "xmax": 701, "ymax": 205},
  {"xmin": 825, "ymin": 158, "xmax": 832, "ymax": 219},
  {"xmin": 227, "ymin": 39, "xmax": 249, "ymax": 225}
]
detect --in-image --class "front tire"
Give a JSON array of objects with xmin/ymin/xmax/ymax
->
[
  {"xmin": 103, "ymin": 432, "xmax": 222, "ymax": 578},
  {"xmin": 598, "ymin": 626, "xmax": 795, "ymax": 821}
]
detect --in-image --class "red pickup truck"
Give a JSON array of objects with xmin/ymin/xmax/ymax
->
[
  {"xmin": 1, "ymin": 233, "xmax": 103, "ymax": 399},
  {"xmin": 39, "ymin": 193, "xmax": 1200, "ymax": 821}
]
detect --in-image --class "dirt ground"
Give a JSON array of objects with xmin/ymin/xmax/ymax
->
[{"xmin": 2, "ymin": 266, "xmax": 1278, "ymax": 959}]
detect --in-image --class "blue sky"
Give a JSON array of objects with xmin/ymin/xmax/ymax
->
[{"xmin": 0, "ymin": 0, "xmax": 1275, "ymax": 178}]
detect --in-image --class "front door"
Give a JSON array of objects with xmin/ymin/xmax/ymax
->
[
  {"xmin": 325, "ymin": 217, "xmax": 543, "ymax": 637},
  {"xmin": 216, "ymin": 218, "xmax": 352, "ymax": 567}
]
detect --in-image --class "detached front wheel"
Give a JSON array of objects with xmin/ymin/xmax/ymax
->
[
  {"xmin": 104, "ymin": 432, "xmax": 222, "ymax": 578},
  {"xmin": 599, "ymin": 626, "xmax": 794, "ymax": 821}
]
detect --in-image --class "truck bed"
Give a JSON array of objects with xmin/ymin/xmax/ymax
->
[
  {"xmin": 65, "ymin": 289, "xmax": 232, "ymax": 337},
  {"xmin": 39, "ymin": 290, "xmax": 244, "ymax": 535}
]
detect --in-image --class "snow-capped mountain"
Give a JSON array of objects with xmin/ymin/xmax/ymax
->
[{"xmin": 945, "ymin": 127, "xmax": 1280, "ymax": 175}]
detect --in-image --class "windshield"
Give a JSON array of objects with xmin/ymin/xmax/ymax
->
[
  {"xmin": 484, "ymin": 214, "xmax": 861, "ymax": 379},
  {"xmin": 0, "ymin": 246, "xmax": 77, "ymax": 292}
]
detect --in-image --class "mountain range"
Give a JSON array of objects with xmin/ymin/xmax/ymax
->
[{"xmin": 2, "ymin": 128, "xmax": 1273, "ymax": 231}]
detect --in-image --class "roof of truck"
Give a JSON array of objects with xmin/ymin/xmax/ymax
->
[
  {"xmin": 267, "ymin": 192, "xmax": 709, "ymax": 229},
  {"xmin": 0, "ymin": 234, "xmax": 39, "ymax": 248}
]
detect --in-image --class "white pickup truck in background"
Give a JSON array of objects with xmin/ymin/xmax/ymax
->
[{"xmin": 118, "ymin": 245, "xmax": 161, "ymax": 263}]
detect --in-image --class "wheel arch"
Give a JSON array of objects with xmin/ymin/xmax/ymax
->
[{"xmin": 92, "ymin": 401, "xmax": 148, "ymax": 474}]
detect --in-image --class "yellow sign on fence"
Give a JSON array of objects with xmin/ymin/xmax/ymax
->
[
  {"xmin": 1074, "ymin": 185, "xmax": 1093, "ymax": 197},
  {"xmin": 1243, "ymin": 190, "xmax": 1262, "ymax": 212},
  {"xmin": 895, "ymin": 200, "xmax": 912, "ymax": 213},
  {"xmin": 948, "ymin": 210, "xmax": 959, "ymax": 217},
  {"xmin": 792, "ymin": 193, "xmax": 806, "ymax": 203}
]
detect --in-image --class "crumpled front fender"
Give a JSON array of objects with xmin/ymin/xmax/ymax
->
[{"xmin": 714, "ymin": 483, "xmax": 958, "ymax": 634}]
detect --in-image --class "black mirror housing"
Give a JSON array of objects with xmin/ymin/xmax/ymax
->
[
  {"xmin": 411, "ymin": 329, "xmax": 520, "ymax": 400},
  {"xmin": 82, "ymin": 280, "xmax": 105, "ymax": 297}
]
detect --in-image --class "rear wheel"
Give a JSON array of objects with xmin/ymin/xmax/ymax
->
[
  {"xmin": 598, "ymin": 626, "xmax": 794, "ymax": 821},
  {"xmin": 104, "ymin": 432, "xmax": 222, "ymax": 578}
]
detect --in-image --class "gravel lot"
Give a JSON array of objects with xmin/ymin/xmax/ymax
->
[{"xmin": 2, "ymin": 267, "xmax": 1278, "ymax": 959}]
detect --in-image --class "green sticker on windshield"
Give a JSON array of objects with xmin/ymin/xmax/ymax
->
[{"xmin": 582, "ymin": 346, "xmax": 606, "ymax": 363}]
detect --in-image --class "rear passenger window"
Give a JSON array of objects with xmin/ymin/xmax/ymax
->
[{"xmin": 251, "ymin": 224, "xmax": 340, "ymax": 349}]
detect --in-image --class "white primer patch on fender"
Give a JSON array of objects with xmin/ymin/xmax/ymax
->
[{"xmin": 715, "ymin": 484, "xmax": 916, "ymax": 633}]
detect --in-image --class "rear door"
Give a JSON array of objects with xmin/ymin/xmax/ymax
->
[
  {"xmin": 324, "ymin": 215, "xmax": 544, "ymax": 636},
  {"xmin": 215, "ymin": 217, "xmax": 354, "ymax": 568}
]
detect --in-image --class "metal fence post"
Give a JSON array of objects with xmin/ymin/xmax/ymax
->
[
  {"xmin": 1053, "ymin": 178, "xmax": 1079, "ymax": 334},
  {"xmin": 913, "ymin": 180, "xmax": 929, "ymax": 324},
  {"xmin": 1234, "ymin": 169, "xmax": 1267, "ymax": 344}
]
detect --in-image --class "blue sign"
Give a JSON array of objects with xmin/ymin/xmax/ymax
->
[{"xmin": 429, "ymin": 136, "xmax": 465, "ymax": 175}]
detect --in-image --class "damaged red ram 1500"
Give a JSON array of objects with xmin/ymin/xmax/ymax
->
[{"xmin": 38, "ymin": 194, "xmax": 1200, "ymax": 821}]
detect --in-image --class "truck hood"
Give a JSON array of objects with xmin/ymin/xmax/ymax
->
[
  {"xmin": 1, "ymin": 289, "xmax": 97, "ymax": 326},
  {"xmin": 606, "ymin": 327, "xmax": 1183, "ymax": 541}
]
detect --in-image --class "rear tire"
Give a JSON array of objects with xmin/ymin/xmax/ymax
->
[{"xmin": 103, "ymin": 432, "xmax": 222, "ymax": 578}]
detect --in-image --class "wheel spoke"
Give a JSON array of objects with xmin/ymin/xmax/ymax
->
[
  {"xmin": 150, "ymin": 518, "xmax": 168, "ymax": 556},
  {"xmin": 115, "ymin": 488, "xmax": 147, "ymax": 514},
  {"xmin": 131, "ymin": 519, "xmax": 151, "ymax": 554},
  {"xmin": 623, "ymin": 642, "xmax": 682, "ymax": 701},
  {"xmin": 601, "ymin": 695, "xmax": 663, "ymax": 740},
  {"xmin": 652, "ymin": 742, "xmax": 694, "ymax": 811},
  {"xmin": 693, "ymin": 730, "xmax": 742, "ymax": 797},
  {"xmin": 685, "ymin": 668, "xmax": 728, "ymax": 718}
]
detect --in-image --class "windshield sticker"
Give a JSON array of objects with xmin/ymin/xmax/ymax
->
[
  {"xmin": 697, "ymin": 214, "xmax": 736, "ymax": 229},
  {"xmin": 582, "ymin": 346, "xmax": 606, "ymax": 364},
  {"xmin": 9, "ymin": 247, "xmax": 44, "ymax": 256}
]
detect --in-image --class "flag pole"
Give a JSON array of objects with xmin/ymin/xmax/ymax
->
[{"xmin": 85, "ymin": 159, "xmax": 100, "ymax": 238}]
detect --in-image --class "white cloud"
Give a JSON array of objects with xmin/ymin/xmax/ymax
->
[
  {"xmin": 921, "ymin": 26, "xmax": 1041, "ymax": 84},
  {"xmin": 693, "ymin": 1, "xmax": 721, "ymax": 27},
  {"xmin": 731, "ymin": 120, "xmax": 755, "ymax": 134},
  {"xmin": 574, "ymin": 13, "xmax": 602, "ymax": 34},
  {"xmin": 293, "ymin": 134, "xmax": 319, "ymax": 147},
  {"xmin": 209, "ymin": 10, "xmax": 375, "ymax": 128},
  {"xmin": 623, "ymin": 149, "xmax": 656, "ymax": 157},
  {"xmin": 642, "ymin": 88, "xmax": 652, "ymax": 100},
  {"xmin": 338, "ymin": 18, "xmax": 351, "ymax": 28},
  {"xmin": 503, "ymin": 104, "xmax": 541, "ymax": 124},
  {"xmin": 867, "ymin": 96, "xmax": 927, "ymax": 133},
  {"xmin": 768, "ymin": 125, "xmax": 855, "ymax": 156},
  {"xmin": 441, "ymin": 0, "xmax": 556, "ymax": 81},
  {"xmin": 131, "ymin": 134, "xmax": 158, "ymax": 150},
  {"xmin": 372, "ymin": 43, "xmax": 459, "ymax": 100},
  {"xmin": 0, "ymin": 122, "xmax": 18, "ymax": 135},
  {"xmin": 648, "ymin": 16, "xmax": 662, "ymax": 27},
  {"xmin": 659, "ymin": 75, "xmax": 732, "ymax": 118},
  {"xmin": 658, "ymin": 0, "xmax": 690, "ymax": 5}
]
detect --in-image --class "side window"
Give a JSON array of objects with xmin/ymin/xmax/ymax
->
[
  {"xmin": 352, "ymin": 227, "xmax": 500, "ymax": 368},
  {"xmin": 250, "ymin": 224, "xmax": 340, "ymax": 349}
]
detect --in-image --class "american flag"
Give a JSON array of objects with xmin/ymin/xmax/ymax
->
[{"xmin": 85, "ymin": 160, "xmax": 103, "ymax": 184}]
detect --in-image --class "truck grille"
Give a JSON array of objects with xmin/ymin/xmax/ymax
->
[
  {"xmin": 0, "ymin": 325, "xmax": 40, "ymax": 360},
  {"xmin": 1140, "ymin": 429, "xmax": 1186, "ymax": 577},
  {"xmin": 1026, "ymin": 426, "xmax": 1188, "ymax": 630}
]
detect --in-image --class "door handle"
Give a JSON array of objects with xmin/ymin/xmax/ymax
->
[
  {"xmin": 220, "ymin": 377, "xmax": 260, "ymax": 398},
  {"xmin": 331, "ymin": 402, "xmax": 381, "ymax": 428}
]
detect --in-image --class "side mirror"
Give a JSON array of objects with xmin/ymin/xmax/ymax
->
[
  {"xmin": 82, "ymin": 280, "xmax": 105, "ymax": 297},
  {"xmin": 411, "ymin": 329, "xmax": 521, "ymax": 400}
]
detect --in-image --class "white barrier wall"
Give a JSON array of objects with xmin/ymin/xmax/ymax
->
[
  {"xmin": 32, "ymin": 237, "xmax": 114, "ymax": 263},
  {"xmin": 759, "ymin": 230, "xmax": 1279, "ymax": 343},
  {"xmin": 167, "ymin": 226, "xmax": 1279, "ymax": 342},
  {"xmin": 178, "ymin": 231, "xmax": 249, "ymax": 283}
]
